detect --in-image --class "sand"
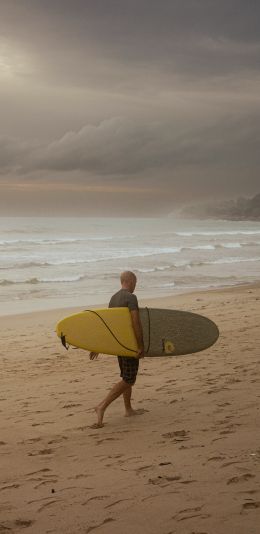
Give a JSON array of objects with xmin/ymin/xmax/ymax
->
[{"xmin": 0, "ymin": 283, "xmax": 260, "ymax": 534}]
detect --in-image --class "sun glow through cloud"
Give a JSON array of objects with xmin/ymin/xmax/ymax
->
[
  {"xmin": 0, "ymin": 1, "xmax": 259, "ymax": 215},
  {"xmin": 0, "ymin": 39, "xmax": 30, "ymax": 80}
]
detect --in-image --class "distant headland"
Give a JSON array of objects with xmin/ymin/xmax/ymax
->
[{"xmin": 179, "ymin": 193, "xmax": 260, "ymax": 221}]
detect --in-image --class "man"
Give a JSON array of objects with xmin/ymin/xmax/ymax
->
[{"xmin": 90, "ymin": 271, "xmax": 144, "ymax": 428}]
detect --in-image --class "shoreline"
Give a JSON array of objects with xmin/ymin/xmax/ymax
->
[{"xmin": 1, "ymin": 280, "xmax": 260, "ymax": 322}]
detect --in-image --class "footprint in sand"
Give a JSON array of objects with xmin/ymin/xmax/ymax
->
[
  {"xmin": 26, "ymin": 468, "xmax": 51, "ymax": 476},
  {"xmin": 28, "ymin": 448, "xmax": 54, "ymax": 456},
  {"xmin": 172, "ymin": 505, "xmax": 210, "ymax": 522},
  {"xmin": 31, "ymin": 421, "xmax": 55, "ymax": 426},
  {"xmin": 207, "ymin": 455, "xmax": 225, "ymax": 462},
  {"xmin": 227, "ymin": 473, "xmax": 255, "ymax": 485},
  {"xmin": 82, "ymin": 495, "xmax": 109, "ymax": 505},
  {"xmin": 34, "ymin": 479, "xmax": 58, "ymax": 489},
  {"xmin": 241, "ymin": 501, "xmax": 260, "ymax": 512},
  {"xmin": 85, "ymin": 518, "xmax": 115, "ymax": 533},
  {"xmin": 105, "ymin": 498, "xmax": 133, "ymax": 509},
  {"xmin": 48, "ymin": 436, "xmax": 68, "ymax": 444},
  {"xmin": 0, "ymin": 519, "xmax": 34, "ymax": 530},
  {"xmin": 96, "ymin": 437, "xmax": 120, "ymax": 445},
  {"xmin": 37, "ymin": 499, "xmax": 61, "ymax": 512},
  {"xmin": 22, "ymin": 437, "xmax": 42, "ymax": 444},
  {"xmin": 219, "ymin": 429, "xmax": 235, "ymax": 435},
  {"xmin": 162, "ymin": 430, "xmax": 190, "ymax": 442},
  {"xmin": 148, "ymin": 475, "xmax": 182, "ymax": 486},
  {"xmin": 62, "ymin": 403, "xmax": 82, "ymax": 409},
  {"xmin": 135, "ymin": 464, "xmax": 153, "ymax": 474},
  {"xmin": 0, "ymin": 483, "xmax": 20, "ymax": 492}
]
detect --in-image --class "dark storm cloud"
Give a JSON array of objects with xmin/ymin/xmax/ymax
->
[
  {"xmin": 1, "ymin": 0, "xmax": 260, "ymax": 85},
  {"xmin": 2, "ymin": 114, "xmax": 260, "ymax": 179},
  {"xmin": 0, "ymin": 135, "xmax": 37, "ymax": 172},
  {"xmin": 0, "ymin": 0, "xmax": 260, "ymax": 211}
]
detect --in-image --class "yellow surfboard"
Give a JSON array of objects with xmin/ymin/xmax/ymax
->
[
  {"xmin": 56, "ymin": 308, "xmax": 139, "ymax": 357},
  {"xmin": 56, "ymin": 307, "xmax": 219, "ymax": 357}
]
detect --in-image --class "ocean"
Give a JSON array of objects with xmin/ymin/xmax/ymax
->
[{"xmin": 1, "ymin": 216, "xmax": 260, "ymax": 315}]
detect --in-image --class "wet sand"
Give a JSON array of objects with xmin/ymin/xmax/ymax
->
[{"xmin": 0, "ymin": 283, "xmax": 260, "ymax": 533}]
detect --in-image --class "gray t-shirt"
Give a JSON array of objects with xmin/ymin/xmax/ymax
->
[{"xmin": 109, "ymin": 288, "xmax": 139, "ymax": 311}]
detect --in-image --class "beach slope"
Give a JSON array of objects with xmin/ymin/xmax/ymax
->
[{"xmin": 0, "ymin": 283, "xmax": 260, "ymax": 533}]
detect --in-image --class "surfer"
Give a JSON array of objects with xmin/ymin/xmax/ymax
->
[{"xmin": 90, "ymin": 271, "xmax": 144, "ymax": 428}]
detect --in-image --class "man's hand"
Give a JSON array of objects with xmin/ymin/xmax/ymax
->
[
  {"xmin": 137, "ymin": 345, "xmax": 145, "ymax": 358},
  {"xmin": 89, "ymin": 352, "xmax": 99, "ymax": 360}
]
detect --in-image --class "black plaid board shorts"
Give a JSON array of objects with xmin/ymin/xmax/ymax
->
[{"xmin": 118, "ymin": 356, "xmax": 139, "ymax": 385}]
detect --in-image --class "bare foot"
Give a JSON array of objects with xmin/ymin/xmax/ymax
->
[
  {"xmin": 89, "ymin": 422, "xmax": 104, "ymax": 429},
  {"xmin": 93, "ymin": 406, "xmax": 105, "ymax": 427},
  {"xmin": 125, "ymin": 408, "xmax": 137, "ymax": 417}
]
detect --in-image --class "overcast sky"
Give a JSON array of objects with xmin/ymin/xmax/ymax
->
[{"xmin": 1, "ymin": 0, "xmax": 259, "ymax": 215}]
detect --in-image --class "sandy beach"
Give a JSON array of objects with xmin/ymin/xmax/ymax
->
[{"xmin": 0, "ymin": 283, "xmax": 260, "ymax": 534}]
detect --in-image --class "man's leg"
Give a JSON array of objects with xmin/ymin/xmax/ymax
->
[
  {"xmin": 123, "ymin": 386, "xmax": 134, "ymax": 416},
  {"xmin": 120, "ymin": 356, "xmax": 139, "ymax": 416},
  {"xmin": 94, "ymin": 379, "xmax": 131, "ymax": 427}
]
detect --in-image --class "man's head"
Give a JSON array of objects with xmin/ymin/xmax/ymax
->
[{"xmin": 120, "ymin": 271, "xmax": 137, "ymax": 293}]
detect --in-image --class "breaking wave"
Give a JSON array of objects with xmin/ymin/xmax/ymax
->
[{"xmin": 0, "ymin": 275, "xmax": 87, "ymax": 286}]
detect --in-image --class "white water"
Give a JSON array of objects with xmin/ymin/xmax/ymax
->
[{"xmin": 0, "ymin": 216, "xmax": 260, "ymax": 315}]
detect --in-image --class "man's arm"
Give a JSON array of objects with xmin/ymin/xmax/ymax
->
[{"xmin": 130, "ymin": 309, "xmax": 145, "ymax": 357}]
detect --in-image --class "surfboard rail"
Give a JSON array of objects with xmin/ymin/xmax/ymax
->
[{"xmin": 56, "ymin": 307, "xmax": 219, "ymax": 357}]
